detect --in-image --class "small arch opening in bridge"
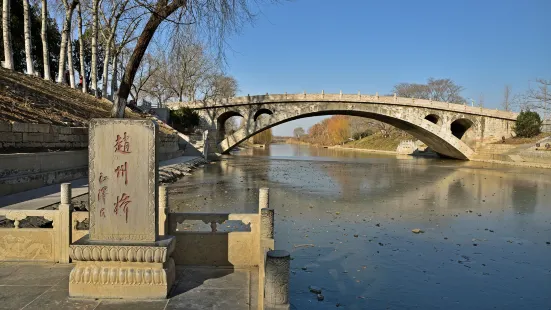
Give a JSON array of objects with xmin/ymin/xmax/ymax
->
[
  {"xmin": 254, "ymin": 108, "xmax": 273, "ymax": 121},
  {"xmin": 450, "ymin": 118, "xmax": 474, "ymax": 139},
  {"xmin": 425, "ymin": 114, "xmax": 440, "ymax": 124},
  {"xmin": 217, "ymin": 111, "xmax": 244, "ymax": 141}
]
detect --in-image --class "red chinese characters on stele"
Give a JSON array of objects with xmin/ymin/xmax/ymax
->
[
  {"xmin": 112, "ymin": 133, "xmax": 131, "ymax": 222},
  {"xmin": 114, "ymin": 162, "xmax": 128, "ymax": 185},
  {"xmin": 98, "ymin": 172, "xmax": 108, "ymax": 217},
  {"xmin": 114, "ymin": 132, "xmax": 131, "ymax": 154},
  {"xmin": 97, "ymin": 133, "xmax": 133, "ymax": 222},
  {"xmin": 113, "ymin": 193, "xmax": 132, "ymax": 223}
]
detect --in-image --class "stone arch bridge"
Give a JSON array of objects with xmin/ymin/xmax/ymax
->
[{"xmin": 169, "ymin": 93, "xmax": 517, "ymax": 160}]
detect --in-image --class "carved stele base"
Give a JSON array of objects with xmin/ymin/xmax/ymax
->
[{"xmin": 69, "ymin": 236, "xmax": 176, "ymax": 299}]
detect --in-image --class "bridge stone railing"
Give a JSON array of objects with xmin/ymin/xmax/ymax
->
[
  {"xmin": 0, "ymin": 183, "xmax": 287, "ymax": 309},
  {"xmin": 169, "ymin": 93, "xmax": 518, "ymax": 120},
  {"xmin": 0, "ymin": 183, "xmax": 73, "ymax": 263}
]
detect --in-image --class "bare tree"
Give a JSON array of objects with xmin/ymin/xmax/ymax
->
[
  {"xmin": 503, "ymin": 85, "xmax": 511, "ymax": 111},
  {"xmin": 67, "ymin": 30, "xmax": 76, "ymax": 87},
  {"xmin": 369, "ymin": 120, "xmax": 395, "ymax": 138},
  {"xmin": 110, "ymin": 0, "xmax": 185, "ymax": 117},
  {"xmin": 77, "ymin": 3, "xmax": 86, "ymax": 92},
  {"xmin": 109, "ymin": 52, "xmax": 117, "ymax": 98},
  {"xmin": 91, "ymin": 0, "xmax": 100, "ymax": 96},
  {"xmin": 142, "ymin": 60, "xmax": 171, "ymax": 107},
  {"xmin": 392, "ymin": 83, "xmax": 429, "ymax": 99},
  {"xmin": 197, "ymin": 72, "xmax": 238, "ymax": 106},
  {"xmin": 426, "ymin": 78, "xmax": 465, "ymax": 103},
  {"xmin": 155, "ymin": 32, "xmax": 213, "ymax": 102},
  {"xmin": 225, "ymin": 117, "xmax": 240, "ymax": 135},
  {"xmin": 521, "ymin": 79, "xmax": 551, "ymax": 119},
  {"xmin": 100, "ymin": 0, "xmax": 132, "ymax": 98},
  {"xmin": 41, "ymin": 0, "xmax": 51, "ymax": 80},
  {"xmin": 293, "ymin": 127, "xmax": 305, "ymax": 139},
  {"xmin": 2, "ymin": 0, "xmax": 14, "ymax": 70},
  {"xmin": 129, "ymin": 52, "xmax": 157, "ymax": 104},
  {"xmin": 111, "ymin": 0, "xmax": 274, "ymax": 118},
  {"xmin": 22, "ymin": 0, "xmax": 34, "ymax": 75},
  {"xmin": 58, "ymin": 0, "xmax": 79, "ymax": 84},
  {"xmin": 392, "ymin": 78, "xmax": 465, "ymax": 104},
  {"xmin": 109, "ymin": 15, "xmax": 143, "ymax": 98},
  {"xmin": 348, "ymin": 117, "xmax": 371, "ymax": 139}
]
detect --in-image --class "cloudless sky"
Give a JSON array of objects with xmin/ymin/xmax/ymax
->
[{"xmin": 221, "ymin": 0, "xmax": 551, "ymax": 136}]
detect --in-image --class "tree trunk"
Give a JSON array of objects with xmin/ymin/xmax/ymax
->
[
  {"xmin": 101, "ymin": 41, "xmax": 111, "ymax": 99},
  {"xmin": 111, "ymin": 1, "xmax": 182, "ymax": 118},
  {"xmin": 67, "ymin": 31, "xmax": 75, "ymax": 88},
  {"xmin": 91, "ymin": 0, "xmax": 99, "ymax": 96},
  {"xmin": 110, "ymin": 51, "xmax": 118, "ymax": 100},
  {"xmin": 41, "ymin": 0, "xmax": 51, "ymax": 80},
  {"xmin": 57, "ymin": 3, "xmax": 77, "ymax": 84},
  {"xmin": 77, "ymin": 4, "xmax": 86, "ymax": 93},
  {"xmin": 2, "ymin": 0, "xmax": 14, "ymax": 70},
  {"xmin": 22, "ymin": 0, "xmax": 34, "ymax": 75}
]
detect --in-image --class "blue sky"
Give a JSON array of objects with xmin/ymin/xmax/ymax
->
[{"xmin": 222, "ymin": 0, "xmax": 551, "ymax": 136}]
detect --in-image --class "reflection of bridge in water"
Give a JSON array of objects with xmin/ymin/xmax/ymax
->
[
  {"xmin": 171, "ymin": 93, "xmax": 517, "ymax": 160},
  {"xmin": 209, "ymin": 150, "xmax": 547, "ymax": 218}
]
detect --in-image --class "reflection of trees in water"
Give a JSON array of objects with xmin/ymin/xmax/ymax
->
[{"xmin": 511, "ymin": 180, "xmax": 537, "ymax": 214}]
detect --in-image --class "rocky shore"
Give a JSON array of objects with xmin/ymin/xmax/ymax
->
[{"xmin": 159, "ymin": 157, "xmax": 209, "ymax": 183}]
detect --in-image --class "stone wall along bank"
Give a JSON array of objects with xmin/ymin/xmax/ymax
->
[{"xmin": 0, "ymin": 122, "xmax": 184, "ymax": 196}]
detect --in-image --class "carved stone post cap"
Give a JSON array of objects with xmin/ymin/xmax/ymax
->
[{"xmin": 267, "ymin": 250, "xmax": 290, "ymax": 259}]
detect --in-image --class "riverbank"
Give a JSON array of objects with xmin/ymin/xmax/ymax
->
[
  {"xmin": 328, "ymin": 145, "xmax": 397, "ymax": 155},
  {"xmin": 287, "ymin": 132, "xmax": 411, "ymax": 152},
  {"xmin": 472, "ymin": 158, "xmax": 551, "ymax": 169},
  {"xmin": 332, "ymin": 144, "xmax": 551, "ymax": 168}
]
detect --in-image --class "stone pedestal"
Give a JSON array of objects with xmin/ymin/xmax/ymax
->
[
  {"xmin": 68, "ymin": 119, "xmax": 175, "ymax": 299},
  {"xmin": 69, "ymin": 236, "xmax": 176, "ymax": 299}
]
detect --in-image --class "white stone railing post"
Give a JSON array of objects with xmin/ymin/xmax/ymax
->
[
  {"xmin": 203, "ymin": 130, "xmax": 209, "ymax": 158},
  {"xmin": 158, "ymin": 185, "xmax": 168, "ymax": 236},
  {"xmin": 265, "ymin": 250, "xmax": 291, "ymax": 309},
  {"xmin": 259, "ymin": 187, "xmax": 270, "ymax": 212},
  {"xmin": 261, "ymin": 208, "xmax": 274, "ymax": 239},
  {"xmin": 59, "ymin": 183, "xmax": 73, "ymax": 263}
]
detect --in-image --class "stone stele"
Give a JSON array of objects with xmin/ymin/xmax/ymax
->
[
  {"xmin": 88, "ymin": 119, "xmax": 158, "ymax": 242},
  {"xmin": 69, "ymin": 119, "xmax": 175, "ymax": 299}
]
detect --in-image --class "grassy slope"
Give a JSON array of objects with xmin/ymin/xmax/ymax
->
[
  {"xmin": 0, "ymin": 68, "xmax": 151, "ymax": 124},
  {"xmin": 344, "ymin": 132, "xmax": 412, "ymax": 151},
  {"xmin": 496, "ymin": 133, "xmax": 551, "ymax": 145}
]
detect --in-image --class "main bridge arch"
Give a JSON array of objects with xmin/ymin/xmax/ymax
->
[
  {"xmin": 216, "ymin": 103, "xmax": 476, "ymax": 159},
  {"xmin": 179, "ymin": 94, "xmax": 517, "ymax": 160}
]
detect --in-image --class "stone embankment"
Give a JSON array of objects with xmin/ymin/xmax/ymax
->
[
  {"xmin": 472, "ymin": 135, "xmax": 551, "ymax": 169},
  {"xmin": 0, "ymin": 122, "xmax": 195, "ymax": 196}
]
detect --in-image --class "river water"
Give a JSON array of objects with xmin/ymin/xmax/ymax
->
[{"xmin": 169, "ymin": 144, "xmax": 551, "ymax": 310}]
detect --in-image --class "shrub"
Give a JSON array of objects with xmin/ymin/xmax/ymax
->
[
  {"xmin": 514, "ymin": 110, "xmax": 542, "ymax": 138},
  {"xmin": 170, "ymin": 107, "xmax": 200, "ymax": 131}
]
